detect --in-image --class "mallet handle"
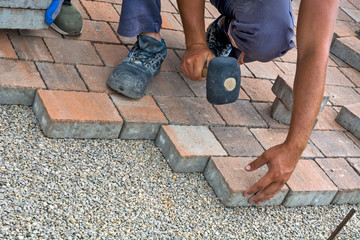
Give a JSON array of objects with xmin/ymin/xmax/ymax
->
[{"xmin": 327, "ymin": 207, "xmax": 357, "ymax": 240}]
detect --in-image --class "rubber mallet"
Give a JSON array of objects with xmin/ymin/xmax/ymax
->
[{"xmin": 202, "ymin": 57, "xmax": 241, "ymax": 105}]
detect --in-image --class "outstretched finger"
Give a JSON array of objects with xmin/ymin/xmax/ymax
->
[
  {"xmin": 243, "ymin": 172, "xmax": 273, "ymax": 197},
  {"xmin": 248, "ymin": 181, "xmax": 284, "ymax": 204},
  {"xmin": 245, "ymin": 155, "xmax": 268, "ymax": 172}
]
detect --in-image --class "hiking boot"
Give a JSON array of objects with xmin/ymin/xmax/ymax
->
[
  {"xmin": 206, "ymin": 16, "xmax": 232, "ymax": 57},
  {"xmin": 107, "ymin": 35, "xmax": 166, "ymax": 99},
  {"xmin": 51, "ymin": 0, "xmax": 83, "ymax": 36}
]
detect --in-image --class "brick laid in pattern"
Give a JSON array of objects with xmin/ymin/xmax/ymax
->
[
  {"xmin": 111, "ymin": 95, "xmax": 168, "ymax": 140},
  {"xmin": 348, "ymin": 158, "xmax": 360, "ymax": 175},
  {"xmin": 0, "ymin": 8, "xmax": 48, "ymax": 30},
  {"xmin": 282, "ymin": 160, "xmax": 338, "ymax": 207},
  {"xmin": 204, "ymin": 157, "xmax": 288, "ymax": 207},
  {"xmin": 331, "ymin": 37, "xmax": 360, "ymax": 71},
  {"xmin": 0, "ymin": 59, "xmax": 45, "ymax": 105},
  {"xmin": 335, "ymin": 103, "xmax": 360, "ymax": 139},
  {"xmin": 0, "ymin": 0, "xmax": 52, "ymax": 9},
  {"xmin": 33, "ymin": 90, "xmax": 123, "ymax": 139},
  {"xmin": 315, "ymin": 158, "xmax": 360, "ymax": 204},
  {"xmin": 156, "ymin": 125, "xmax": 227, "ymax": 172}
]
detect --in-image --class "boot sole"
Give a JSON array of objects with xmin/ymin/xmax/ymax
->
[{"xmin": 50, "ymin": 23, "xmax": 83, "ymax": 36}]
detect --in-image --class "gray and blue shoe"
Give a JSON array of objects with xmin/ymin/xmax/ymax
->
[
  {"xmin": 107, "ymin": 34, "xmax": 166, "ymax": 99},
  {"xmin": 206, "ymin": 16, "xmax": 232, "ymax": 57}
]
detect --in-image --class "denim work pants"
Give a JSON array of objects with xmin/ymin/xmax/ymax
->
[{"xmin": 118, "ymin": 0, "xmax": 295, "ymax": 63}]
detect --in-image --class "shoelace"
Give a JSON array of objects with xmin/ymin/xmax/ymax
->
[{"xmin": 128, "ymin": 46, "xmax": 157, "ymax": 69}]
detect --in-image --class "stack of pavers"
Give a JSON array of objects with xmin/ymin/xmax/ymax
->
[
  {"xmin": 0, "ymin": 0, "xmax": 52, "ymax": 29},
  {"xmin": 271, "ymin": 75, "xmax": 330, "ymax": 125}
]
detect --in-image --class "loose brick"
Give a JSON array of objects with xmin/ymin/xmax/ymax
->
[
  {"xmin": 94, "ymin": 43, "xmax": 128, "ymax": 67},
  {"xmin": 314, "ymin": 106, "xmax": 344, "ymax": 131},
  {"xmin": 282, "ymin": 160, "xmax": 338, "ymax": 207},
  {"xmin": 0, "ymin": 33, "xmax": 17, "ymax": 59},
  {"xmin": 348, "ymin": 158, "xmax": 360, "ymax": 175},
  {"xmin": 210, "ymin": 127, "xmax": 264, "ymax": 157},
  {"xmin": 36, "ymin": 62, "xmax": 87, "ymax": 91},
  {"xmin": 111, "ymin": 95, "xmax": 168, "ymax": 139},
  {"xmin": 241, "ymin": 78, "xmax": 275, "ymax": 102},
  {"xmin": 272, "ymin": 75, "xmax": 329, "ymax": 111},
  {"xmin": 331, "ymin": 37, "xmax": 360, "ymax": 71},
  {"xmin": 205, "ymin": 157, "xmax": 289, "ymax": 207},
  {"xmin": 81, "ymin": 0, "xmax": 119, "ymax": 22},
  {"xmin": 155, "ymin": 96, "xmax": 225, "ymax": 125},
  {"xmin": 67, "ymin": 20, "xmax": 120, "ymax": 44},
  {"xmin": 0, "ymin": 8, "xmax": 48, "ymax": 30},
  {"xmin": 325, "ymin": 85, "xmax": 360, "ymax": 106},
  {"xmin": 252, "ymin": 102, "xmax": 289, "ymax": 129},
  {"xmin": 9, "ymin": 35, "xmax": 53, "ymax": 61},
  {"xmin": 0, "ymin": 59, "xmax": 45, "ymax": 105},
  {"xmin": 310, "ymin": 130, "xmax": 360, "ymax": 157},
  {"xmin": 33, "ymin": 89, "xmax": 123, "ymax": 139},
  {"xmin": 339, "ymin": 67, "xmax": 360, "ymax": 87},
  {"xmin": 332, "ymin": 22, "xmax": 357, "ymax": 45},
  {"xmin": 335, "ymin": 103, "xmax": 360, "ymax": 139},
  {"xmin": 245, "ymin": 61, "xmax": 283, "ymax": 79},
  {"xmin": 77, "ymin": 65, "xmax": 115, "ymax": 93},
  {"xmin": 251, "ymin": 128, "xmax": 324, "ymax": 158},
  {"xmin": 271, "ymin": 97, "xmax": 292, "ymax": 125},
  {"xmin": 315, "ymin": 158, "xmax": 360, "ymax": 204},
  {"xmin": 147, "ymin": 72, "xmax": 194, "ymax": 97},
  {"xmin": 156, "ymin": 125, "xmax": 227, "ymax": 172},
  {"xmin": 44, "ymin": 38, "xmax": 103, "ymax": 65},
  {"xmin": 0, "ymin": 0, "xmax": 52, "ymax": 9},
  {"xmin": 215, "ymin": 100, "xmax": 267, "ymax": 127}
]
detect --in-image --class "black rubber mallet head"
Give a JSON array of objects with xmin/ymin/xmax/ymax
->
[{"xmin": 202, "ymin": 57, "xmax": 241, "ymax": 105}]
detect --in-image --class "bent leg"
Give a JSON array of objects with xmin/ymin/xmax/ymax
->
[
  {"xmin": 118, "ymin": 0, "xmax": 161, "ymax": 37},
  {"xmin": 211, "ymin": 0, "xmax": 295, "ymax": 63}
]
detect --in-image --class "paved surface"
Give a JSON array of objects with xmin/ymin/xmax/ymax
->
[{"xmin": 0, "ymin": 104, "xmax": 360, "ymax": 239}]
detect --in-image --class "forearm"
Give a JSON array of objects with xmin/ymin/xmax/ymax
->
[
  {"xmin": 177, "ymin": 0, "xmax": 206, "ymax": 47},
  {"xmin": 284, "ymin": 0, "xmax": 339, "ymax": 154}
]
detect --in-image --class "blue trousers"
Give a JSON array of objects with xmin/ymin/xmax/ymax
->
[{"xmin": 118, "ymin": 0, "xmax": 295, "ymax": 63}]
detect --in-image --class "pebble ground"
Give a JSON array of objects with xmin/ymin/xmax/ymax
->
[{"xmin": 0, "ymin": 105, "xmax": 359, "ymax": 239}]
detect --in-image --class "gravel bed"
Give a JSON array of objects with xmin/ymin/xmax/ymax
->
[{"xmin": 0, "ymin": 105, "xmax": 359, "ymax": 239}]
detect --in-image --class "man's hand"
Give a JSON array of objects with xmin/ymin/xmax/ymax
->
[
  {"xmin": 243, "ymin": 143, "xmax": 302, "ymax": 204},
  {"xmin": 181, "ymin": 43, "xmax": 215, "ymax": 81}
]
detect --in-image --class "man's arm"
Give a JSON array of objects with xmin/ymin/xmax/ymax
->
[
  {"xmin": 244, "ymin": 0, "xmax": 339, "ymax": 204},
  {"xmin": 177, "ymin": 0, "xmax": 215, "ymax": 80}
]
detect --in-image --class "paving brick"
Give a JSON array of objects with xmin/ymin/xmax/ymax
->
[
  {"xmin": 314, "ymin": 106, "xmax": 344, "ymax": 131},
  {"xmin": 241, "ymin": 78, "xmax": 275, "ymax": 102},
  {"xmin": 161, "ymin": 12, "xmax": 182, "ymax": 31},
  {"xmin": 335, "ymin": 103, "xmax": 360, "ymax": 139},
  {"xmin": 271, "ymin": 97, "xmax": 292, "ymax": 125},
  {"xmin": 275, "ymin": 62, "xmax": 297, "ymax": 76},
  {"xmin": 280, "ymin": 47, "xmax": 297, "ymax": 63},
  {"xmin": 0, "ymin": 59, "xmax": 45, "ymax": 105},
  {"xmin": 76, "ymin": 65, "xmax": 115, "ymax": 93},
  {"xmin": 156, "ymin": 125, "xmax": 227, "ymax": 172},
  {"xmin": 341, "ymin": 7, "xmax": 360, "ymax": 22},
  {"xmin": 252, "ymin": 102, "xmax": 289, "ymax": 129},
  {"xmin": 325, "ymin": 85, "xmax": 360, "ymax": 106},
  {"xmin": 9, "ymin": 35, "xmax": 53, "ymax": 61},
  {"xmin": 147, "ymin": 72, "xmax": 194, "ymax": 97},
  {"xmin": 327, "ymin": 57, "xmax": 338, "ymax": 67},
  {"xmin": 94, "ymin": 43, "xmax": 128, "ymax": 67},
  {"xmin": 331, "ymin": 37, "xmax": 360, "ymax": 71},
  {"xmin": 346, "ymin": 132, "xmax": 360, "ymax": 149},
  {"xmin": 159, "ymin": 29, "xmax": 186, "ymax": 49},
  {"xmin": 215, "ymin": 100, "xmax": 267, "ymax": 127},
  {"xmin": 33, "ymin": 89, "xmax": 123, "ymax": 139},
  {"xmin": 71, "ymin": 0, "xmax": 89, "ymax": 20},
  {"xmin": 0, "ymin": 33, "xmax": 17, "ymax": 59},
  {"xmin": 19, "ymin": 28, "xmax": 62, "ymax": 39},
  {"xmin": 155, "ymin": 96, "xmax": 225, "ymax": 125},
  {"xmin": 337, "ymin": 8, "xmax": 354, "ymax": 21},
  {"xmin": 339, "ymin": 0, "xmax": 358, "ymax": 9},
  {"xmin": 81, "ymin": 0, "xmax": 119, "ymax": 22},
  {"xmin": 348, "ymin": 0, "xmax": 360, "ymax": 9},
  {"xmin": 44, "ymin": 38, "xmax": 103, "ymax": 65},
  {"xmin": 326, "ymin": 66, "xmax": 355, "ymax": 87},
  {"xmin": 210, "ymin": 127, "xmax": 264, "ymax": 157},
  {"xmin": 315, "ymin": 158, "xmax": 360, "ymax": 204},
  {"xmin": 161, "ymin": 49, "xmax": 181, "ymax": 72},
  {"xmin": 251, "ymin": 128, "xmax": 324, "ymax": 158},
  {"xmin": 66, "ymin": 20, "xmax": 120, "ymax": 44},
  {"xmin": 161, "ymin": 0, "xmax": 177, "ymax": 13},
  {"xmin": 205, "ymin": 2, "xmax": 221, "ymax": 18},
  {"xmin": 348, "ymin": 158, "xmax": 360, "ymax": 175},
  {"xmin": 240, "ymin": 65, "xmax": 254, "ymax": 78},
  {"xmin": 332, "ymin": 22, "xmax": 357, "ymax": 44},
  {"xmin": 111, "ymin": 95, "xmax": 168, "ymax": 139},
  {"xmin": 339, "ymin": 67, "xmax": 360, "ymax": 87},
  {"xmin": 204, "ymin": 157, "xmax": 288, "ymax": 207},
  {"xmin": 272, "ymin": 75, "xmax": 329, "ymax": 111},
  {"xmin": 0, "ymin": 8, "xmax": 48, "ymax": 30},
  {"xmin": 36, "ymin": 62, "xmax": 87, "ymax": 91},
  {"xmin": 0, "ymin": 0, "xmax": 52, "ymax": 9},
  {"xmin": 282, "ymin": 160, "xmax": 338, "ymax": 207},
  {"xmin": 310, "ymin": 130, "xmax": 360, "ymax": 157},
  {"xmin": 245, "ymin": 61, "xmax": 283, "ymax": 79},
  {"xmin": 330, "ymin": 53, "xmax": 350, "ymax": 67}
]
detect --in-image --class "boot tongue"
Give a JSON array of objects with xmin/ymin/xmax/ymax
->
[{"xmin": 138, "ymin": 35, "xmax": 164, "ymax": 53}]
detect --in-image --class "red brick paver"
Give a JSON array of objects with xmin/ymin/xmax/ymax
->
[
  {"xmin": 77, "ymin": 65, "xmax": 115, "ymax": 93},
  {"xmin": 9, "ymin": 35, "xmax": 53, "ymax": 61},
  {"xmin": 81, "ymin": 0, "xmax": 119, "ymax": 22},
  {"xmin": 94, "ymin": 43, "xmax": 129, "ymax": 67},
  {"xmin": 0, "ymin": 33, "xmax": 17, "ymax": 59}
]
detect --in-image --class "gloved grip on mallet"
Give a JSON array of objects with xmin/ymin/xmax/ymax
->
[{"xmin": 202, "ymin": 57, "xmax": 241, "ymax": 105}]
